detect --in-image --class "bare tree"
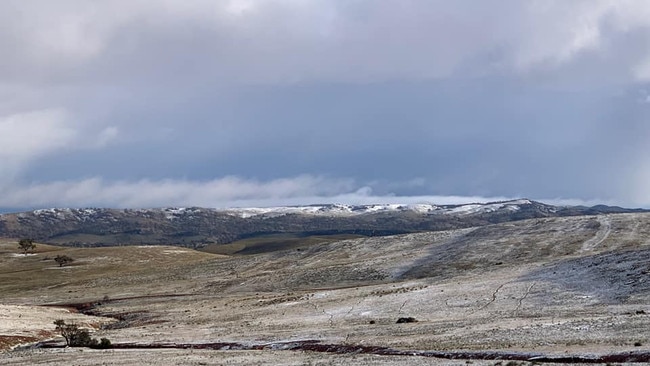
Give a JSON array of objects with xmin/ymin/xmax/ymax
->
[{"xmin": 53, "ymin": 320, "xmax": 83, "ymax": 346}]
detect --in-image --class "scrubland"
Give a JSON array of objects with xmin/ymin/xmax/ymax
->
[{"xmin": 2, "ymin": 213, "xmax": 650, "ymax": 364}]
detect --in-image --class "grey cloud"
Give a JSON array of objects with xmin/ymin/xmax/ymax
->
[
  {"xmin": 0, "ymin": 173, "xmax": 615, "ymax": 210},
  {"xmin": 2, "ymin": 1, "xmax": 650, "ymax": 209},
  {"xmin": 13, "ymin": 79, "xmax": 650, "ymax": 206},
  {"xmin": 0, "ymin": 175, "xmax": 358, "ymax": 209},
  {"xmin": 3, "ymin": 0, "xmax": 650, "ymax": 85}
]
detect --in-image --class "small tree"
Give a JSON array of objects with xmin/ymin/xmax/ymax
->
[
  {"xmin": 53, "ymin": 319, "xmax": 108, "ymax": 348},
  {"xmin": 54, "ymin": 319, "xmax": 83, "ymax": 346},
  {"xmin": 54, "ymin": 255, "xmax": 74, "ymax": 267},
  {"xmin": 18, "ymin": 239, "xmax": 36, "ymax": 255}
]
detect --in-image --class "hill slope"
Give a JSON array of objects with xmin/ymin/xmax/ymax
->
[
  {"xmin": 0, "ymin": 200, "xmax": 645, "ymax": 248},
  {"xmin": 1, "ymin": 213, "xmax": 650, "ymax": 364}
]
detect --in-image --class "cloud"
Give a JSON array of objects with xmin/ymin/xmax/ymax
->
[
  {"xmin": 0, "ymin": 108, "xmax": 75, "ymax": 161},
  {"xmin": 0, "ymin": 173, "xmax": 632, "ymax": 211},
  {"xmin": 626, "ymin": 151, "xmax": 650, "ymax": 206},
  {"xmin": 0, "ymin": 176, "xmax": 357, "ymax": 208},
  {"xmin": 0, "ymin": 107, "xmax": 121, "ymax": 182},
  {"xmin": 3, "ymin": 1, "xmax": 650, "ymax": 85},
  {"xmin": 1, "ymin": 2, "xmax": 649, "ymax": 209},
  {"xmin": 96, "ymin": 126, "xmax": 119, "ymax": 148}
]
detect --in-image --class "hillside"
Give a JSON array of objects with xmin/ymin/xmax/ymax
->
[
  {"xmin": 0, "ymin": 200, "xmax": 645, "ymax": 249},
  {"xmin": 1, "ymin": 213, "xmax": 649, "ymax": 364}
]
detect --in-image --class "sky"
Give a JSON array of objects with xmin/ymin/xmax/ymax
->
[{"xmin": 1, "ymin": 0, "xmax": 650, "ymax": 210}]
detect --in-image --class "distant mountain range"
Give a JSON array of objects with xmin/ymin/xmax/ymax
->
[{"xmin": 0, "ymin": 200, "xmax": 646, "ymax": 248}]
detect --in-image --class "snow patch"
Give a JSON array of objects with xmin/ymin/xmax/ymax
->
[
  {"xmin": 163, "ymin": 249, "xmax": 190, "ymax": 254},
  {"xmin": 221, "ymin": 200, "xmax": 530, "ymax": 218}
]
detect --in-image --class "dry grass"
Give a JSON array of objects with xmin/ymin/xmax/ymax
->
[
  {"xmin": 0, "ymin": 240, "xmax": 222, "ymax": 301},
  {"xmin": 201, "ymin": 233, "xmax": 364, "ymax": 255},
  {"xmin": 2, "ymin": 214, "xmax": 650, "ymax": 364}
]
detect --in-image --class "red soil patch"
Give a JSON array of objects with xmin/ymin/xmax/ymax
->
[{"xmin": 0, "ymin": 335, "xmax": 38, "ymax": 351}]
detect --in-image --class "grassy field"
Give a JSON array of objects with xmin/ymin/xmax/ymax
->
[
  {"xmin": 2, "ymin": 214, "xmax": 650, "ymax": 364},
  {"xmin": 0, "ymin": 239, "xmax": 220, "ymax": 301}
]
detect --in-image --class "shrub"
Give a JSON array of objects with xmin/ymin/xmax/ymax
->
[
  {"xmin": 54, "ymin": 255, "xmax": 74, "ymax": 267},
  {"xmin": 95, "ymin": 338, "xmax": 112, "ymax": 349},
  {"xmin": 53, "ymin": 319, "xmax": 111, "ymax": 348},
  {"xmin": 396, "ymin": 317, "xmax": 417, "ymax": 323},
  {"xmin": 70, "ymin": 329, "xmax": 97, "ymax": 347}
]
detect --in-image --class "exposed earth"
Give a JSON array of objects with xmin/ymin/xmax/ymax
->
[{"xmin": 1, "ymin": 213, "xmax": 650, "ymax": 364}]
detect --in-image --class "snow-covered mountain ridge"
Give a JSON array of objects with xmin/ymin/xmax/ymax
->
[
  {"xmin": 1, "ymin": 199, "xmax": 646, "ymax": 248},
  {"xmin": 220, "ymin": 199, "xmax": 536, "ymax": 218},
  {"xmin": 21, "ymin": 199, "xmax": 537, "ymax": 221}
]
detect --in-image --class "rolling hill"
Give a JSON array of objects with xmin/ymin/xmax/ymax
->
[
  {"xmin": 0, "ymin": 199, "xmax": 645, "ymax": 249},
  {"xmin": 1, "ymin": 212, "xmax": 650, "ymax": 364}
]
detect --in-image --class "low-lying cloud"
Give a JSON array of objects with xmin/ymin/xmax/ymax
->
[
  {"xmin": 0, "ymin": 176, "xmax": 354, "ymax": 209},
  {"xmin": 0, "ymin": 175, "xmax": 616, "ymax": 211}
]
